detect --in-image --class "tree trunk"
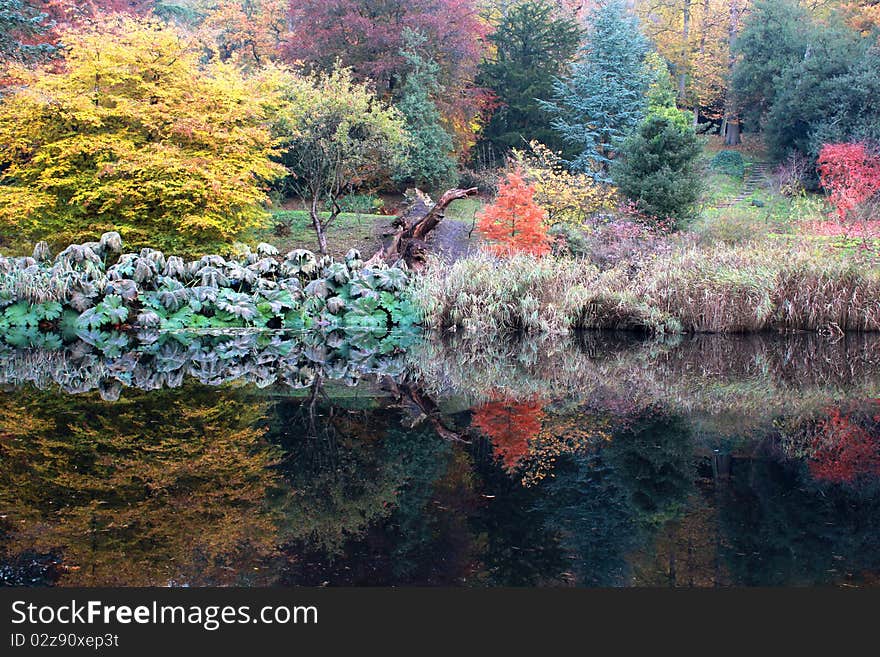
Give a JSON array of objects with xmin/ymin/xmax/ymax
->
[
  {"xmin": 367, "ymin": 187, "xmax": 479, "ymax": 270},
  {"xmin": 310, "ymin": 196, "xmax": 328, "ymax": 255},
  {"xmin": 679, "ymin": 0, "xmax": 691, "ymax": 104},
  {"xmin": 723, "ymin": 0, "xmax": 742, "ymax": 146}
]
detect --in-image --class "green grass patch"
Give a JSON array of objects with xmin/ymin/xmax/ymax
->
[{"xmin": 256, "ymin": 209, "xmax": 391, "ymax": 259}]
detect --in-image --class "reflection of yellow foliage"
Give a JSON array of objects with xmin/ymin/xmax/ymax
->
[
  {"xmin": 628, "ymin": 494, "xmax": 726, "ymax": 587},
  {"xmin": 513, "ymin": 141, "xmax": 618, "ymax": 226},
  {"xmin": 0, "ymin": 384, "xmax": 283, "ymax": 586},
  {"xmin": 519, "ymin": 411, "xmax": 612, "ymax": 487}
]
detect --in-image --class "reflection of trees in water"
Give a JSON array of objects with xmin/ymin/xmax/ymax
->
[
  {"xmin": 0, "ymin": 384, "xmax": 283, "ymax": 586},
  {"xmin": 717, "ymin": 458, "xmax": 880, "ymax": 586},
  {"xmin": 527, "ymin": 411, "xmax": 696, "ymax": 586},
  {"xmin": 268, "ymin": 386, "xmax": 485, "ymax": 584},
  {"xmin": 779, "ymin": 399, "xmax": 880, "ymax": 486}
]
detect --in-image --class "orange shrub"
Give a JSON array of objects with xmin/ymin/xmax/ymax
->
[{"xmin": 476, "ymin": 169, "xmax": 551, "ymax": 256}]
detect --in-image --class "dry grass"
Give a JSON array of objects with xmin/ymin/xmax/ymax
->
[{"xmin": 412, "ymin": 242, "xmax": 880, "ymax": 335}]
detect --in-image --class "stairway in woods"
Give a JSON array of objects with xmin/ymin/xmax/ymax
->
[{"xmin": 717, "ymin": 161, "xmax": 771, "ymax": 208}]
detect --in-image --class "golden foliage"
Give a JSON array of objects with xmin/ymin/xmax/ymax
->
[
  {"xmin": 0, "ymin": 17, "xmax": 286, "ymax": 254},
  {"xmin": 512, "ymin": 141, "xmax": 618, "ymax": 226}
]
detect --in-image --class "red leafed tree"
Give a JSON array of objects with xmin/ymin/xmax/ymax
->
[
  {"xmin": 472, "ymin": 399, "xmax": 545, "ymax": 471},
  {"xmin": 816, "ymin": 142, "xmax": 880, "ymax": 222},
  {"xmin": 477, "ymin": 169, "xmax": 551, "ymax": 256},
  {"xmin": 808, "ymin": 403, "xmax": 880, "ymax": 485},
  {"xmin": 284, "ymin": 0, "xmax": 487, "ymax": 150}
]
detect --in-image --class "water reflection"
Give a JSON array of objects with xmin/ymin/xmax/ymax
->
[{"xmin": 1, "ymin": 332, "xmax": 879, "ymax": 586}]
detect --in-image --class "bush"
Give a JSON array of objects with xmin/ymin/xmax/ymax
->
[
  {"xmin": 327, "ymin": 194, "xmax": 385, "ymax": 215},
  {"xmin": 710, "ymin": 150, "xmax": 746, "ymax": 179},
  {"xmin": 611, "ymin": 115, "xmax": 703, "ymax": 226},
  {"xmin": 513, "ymin": 141, "xmax": 618, "ymax": 227}
]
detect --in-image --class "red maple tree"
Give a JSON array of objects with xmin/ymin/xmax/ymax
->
[
  {"xmin": 476, "ymin": 169, "xmax": 551, "ymax": 257},
  {"xmin": 816, "ymin": 142, "xmax": 880, "ymax": 222}
]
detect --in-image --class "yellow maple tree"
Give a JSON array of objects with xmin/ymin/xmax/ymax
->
[{"xmin": 0, "ymin": 16, "xmax": 286, "ymax": 254}]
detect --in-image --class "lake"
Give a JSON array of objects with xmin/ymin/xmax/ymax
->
[{"xmin": 2, "ymin": 331, "xmax": 879, "ymax": 587}]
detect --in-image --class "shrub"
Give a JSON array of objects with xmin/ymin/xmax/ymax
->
[
  {"xmin": 476, "ymin": 169, "xmax": 551, "ymax": 256},
  {"xmin": 611, "ymin": 115, "xmax": 703, "ymax": 226},
  {"xmin": 328, "ymin": 194, "xmax": 385, "ymax": 215},
  {"xmin": 513, "ymin": 141, "xmax": 618, "ymax": 227},
  {"xmin": 710, "ymin": 150, "xmax": 746, "ymax": 179},
  {"xmin": 773, "ymin": 150, "xmax": 814, "ymax": 196},
  {"xmin": 816, "ymin": 142, "xmax": 880, "ymax": 222}
]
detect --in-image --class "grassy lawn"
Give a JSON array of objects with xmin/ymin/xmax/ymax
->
[
  {"xmin": 254, "ymin": 197, "xmax": 488, "ymax": 260},
  {"xmin": 256, "ymin": 209, "xmax": 392, "ymax": 259},
  {"xmin": 444, "ymin": 197, "xmax": 485, "ymax": 225}
]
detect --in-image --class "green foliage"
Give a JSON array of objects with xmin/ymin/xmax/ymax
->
[
  {"xmin": 274, "ymin": 65, "xmax": 408, "ymax": 253},
  {"xmin": 611, "ymin": 115, "xmax": 703, "ymax": 223},
  {"xmin": 645, "ymin": 53, "xmax": 694, "ymax": 131},
  {"xmin": 328, "ymin": 194, "xmax": 384, "ymax": 215},
  {"xmin": 0, "ymin": 235, "xmax": 421, "ymax": 350},
  {"xmin": 394, "ymin": 30, "xmax": 458, "ymax": 190},
  {"xmin": 732, "ymin": 0, "xmax": 880, "ymax": 161},
  {"xmin": 477, "ymin": 0, "xmax": 582, "ymax": 154},
  {"xmin": 731, "ymin": 0, "xmax": 813, "ymax": 132},
  {"xmin": 710, "ymin": 151, "xmax": 746, "ymax": 179},
  {"xmin": 541, "ymin": 0, "xmax": 650, "ymax": 181}
]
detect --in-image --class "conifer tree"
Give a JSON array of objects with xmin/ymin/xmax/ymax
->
[
  {"xmin": 610, "ymin": 114, "xmax": 702, "ymax": 225},
  {"xmin": 395, "ymin": 30, "xmax": 458, "ymax": 190},
  {"xmin": 478, "ymin": 0, "xmax": 582, "ymax": 155},
  {"xmin": 477, "ymin": 169, "xmax": 551, "ymax": 256},
  {"xmin": 541, "ymin": 0, "xmax": 650, "ymax": 181}
]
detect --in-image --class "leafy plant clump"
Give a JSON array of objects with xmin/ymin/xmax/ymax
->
[
  {"xmin": 710, "ymin": 150, "xmax": 746, "ymax": 179},
  {"xmin": 0, "ymin": 233, "xmax": 421, "ymax": 354}
]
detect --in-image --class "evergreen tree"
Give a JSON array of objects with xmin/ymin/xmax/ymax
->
[
  {"xmin": 730, "ymin": 0, "xmax": 813, "ymax": 134},
  {"xmin": 395, "ymin": 30, "xmax": 458, "ymax": 191},
  {"xmin": 541, "ymin": 0, "xmax": 650, "ymax": 181},
  {"xmin": 610, "ymin": 114, "xmax": 703, "ymax": 225},
  {"xmin": 477, "ymin": 0, "xmax": 582, "ymax": 155},
  {"xmin": 0, "ymin": 0, "xmax": 55, "ymax": 65}
]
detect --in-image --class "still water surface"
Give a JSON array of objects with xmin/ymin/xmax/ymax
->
[{"xmin": 2, "ymin": 332, "xmax": 879, "ymax": 586}]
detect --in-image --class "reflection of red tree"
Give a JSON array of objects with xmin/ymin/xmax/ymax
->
[
  {"xmin": 472, "ymin": 399, "xmax": 545, "ymax": 471},
  {"xmin": 808, "ymin": 404, "xmax": 880, "ymax": 485}
]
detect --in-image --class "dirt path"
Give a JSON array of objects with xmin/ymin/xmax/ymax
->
[{"xmin": 429, "ymin": 218, "xmax": 479, "ymax": 263}]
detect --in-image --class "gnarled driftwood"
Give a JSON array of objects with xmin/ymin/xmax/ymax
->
[{"xmin": 366, "ymin": 187, "xmax": 478, "ymax": 270}]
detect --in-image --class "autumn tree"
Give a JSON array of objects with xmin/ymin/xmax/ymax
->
[
  {"xmin": 513, "ymin": 141, "xmax": 618, "ymax": 227},
  {"xmin": 635, "ymin": 0, "xmax": 730, "ymax": 125},
  {"xmin": 816, "ymin": 142, "xmax": 880, "ymax": 222},
  {"xmin": 477, "ymin": 0, "xmax": 582, "ymax": 155},
  {"xmin": 200, "ymin": 0, "xmax": 289, "ymax": 66},
  {"xmin": 274, "ymin": 66, "xmax": 408, "ymax": 254},
  {"xmin": 476, "ymin": 169, "xmax": 551, "ymax": 256},
  {"xmin": 541, "ymin": 0, "xmax": 651, "ymax": 181},
  {"xmin": 284, "ymin": 0, "xmax": 487, "ymax": 152},
  {"xmin": 0, "ymin": 17, "xmax": 285, "ymax": 254}
]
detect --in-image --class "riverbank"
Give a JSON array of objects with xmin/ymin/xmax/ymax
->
[{"xmin": 412, "ymin": 241, "xmax": 880, "ymax": 335}]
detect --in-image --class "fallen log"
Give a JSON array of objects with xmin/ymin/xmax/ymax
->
[{"xmin": 366, "ymin": 187, "xmax": 478, "ymax": 270}]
